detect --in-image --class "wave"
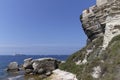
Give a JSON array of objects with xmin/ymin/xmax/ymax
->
[{"xmin": 8, "ymin": 75, "xmax": 24, "ymax": 80}]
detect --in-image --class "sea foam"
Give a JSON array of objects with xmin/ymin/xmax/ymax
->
[{"xmin": 8, "ymin": 75, "xmax": 24, "ymax": 80}]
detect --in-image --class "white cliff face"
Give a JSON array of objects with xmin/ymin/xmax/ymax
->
[
  {"xmin": 91, "ymin": 66, "xmax": 102, "ymax": 78},
  {"xmin": 103, "ymin": 15, "xmax": 120, "ymax": 49},
  {"xmin": 96, "ymin": 0, "xmax": 107, "ymax": 6},
  {"xmin": 76, "ymin": 49, "xmax": 93, "ymax": 65}
]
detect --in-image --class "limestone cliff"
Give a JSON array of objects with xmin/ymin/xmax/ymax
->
[
  {"xmin": 59, "ymin": 0, "xmax": 120, "ymax": 80},
  {"xmin": 81, "ymin": 0, "xmax": 120, "ymax": 48}
]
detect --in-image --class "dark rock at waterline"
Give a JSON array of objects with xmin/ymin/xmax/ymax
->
[
  {"xmin": 45, "ymin": 71, "xmax": 52, "ymax": 76},
  {"xmin": 23, "ymin": 58, "xmax": 33, "ymax": 69},
  {"xmin": 7, "ymin": 62, "xmax": 19, "ymax": 72},
  {"xmin": 25, "ymin": 69, "xmax": 33, "ymax": 74}
]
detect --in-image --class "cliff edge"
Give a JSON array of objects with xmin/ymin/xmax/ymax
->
[{"xmin": 59, "ymin": 0, "xmax": 120, "ymax": 80}]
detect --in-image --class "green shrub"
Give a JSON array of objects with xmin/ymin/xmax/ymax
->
[{"xmin": 59, "ymin": 35, "xmax": 120, "ymax": 80}]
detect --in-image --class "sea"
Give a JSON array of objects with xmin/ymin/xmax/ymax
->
[{"xmin": 0, "ymin": 55, "xmax": 69, "ymax": 80}]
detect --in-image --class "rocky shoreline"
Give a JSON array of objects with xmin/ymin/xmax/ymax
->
[{"xmin": 6, "ymin": 58, "xmax": 77, "ymax": 80}]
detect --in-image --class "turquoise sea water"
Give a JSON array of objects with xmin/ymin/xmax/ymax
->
[{"xmin": 0, "ymin": 55, "xmax": 69, "ymax": 80}]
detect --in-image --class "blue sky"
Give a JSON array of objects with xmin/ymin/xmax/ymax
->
[{"xmin": 0, "ymin": 0, "xmax": 95, "ymax": 55}]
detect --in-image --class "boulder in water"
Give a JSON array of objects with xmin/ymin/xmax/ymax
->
[{"xmin": 7, "ymin": 62, "xmax": 19, "ymax": 72}]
